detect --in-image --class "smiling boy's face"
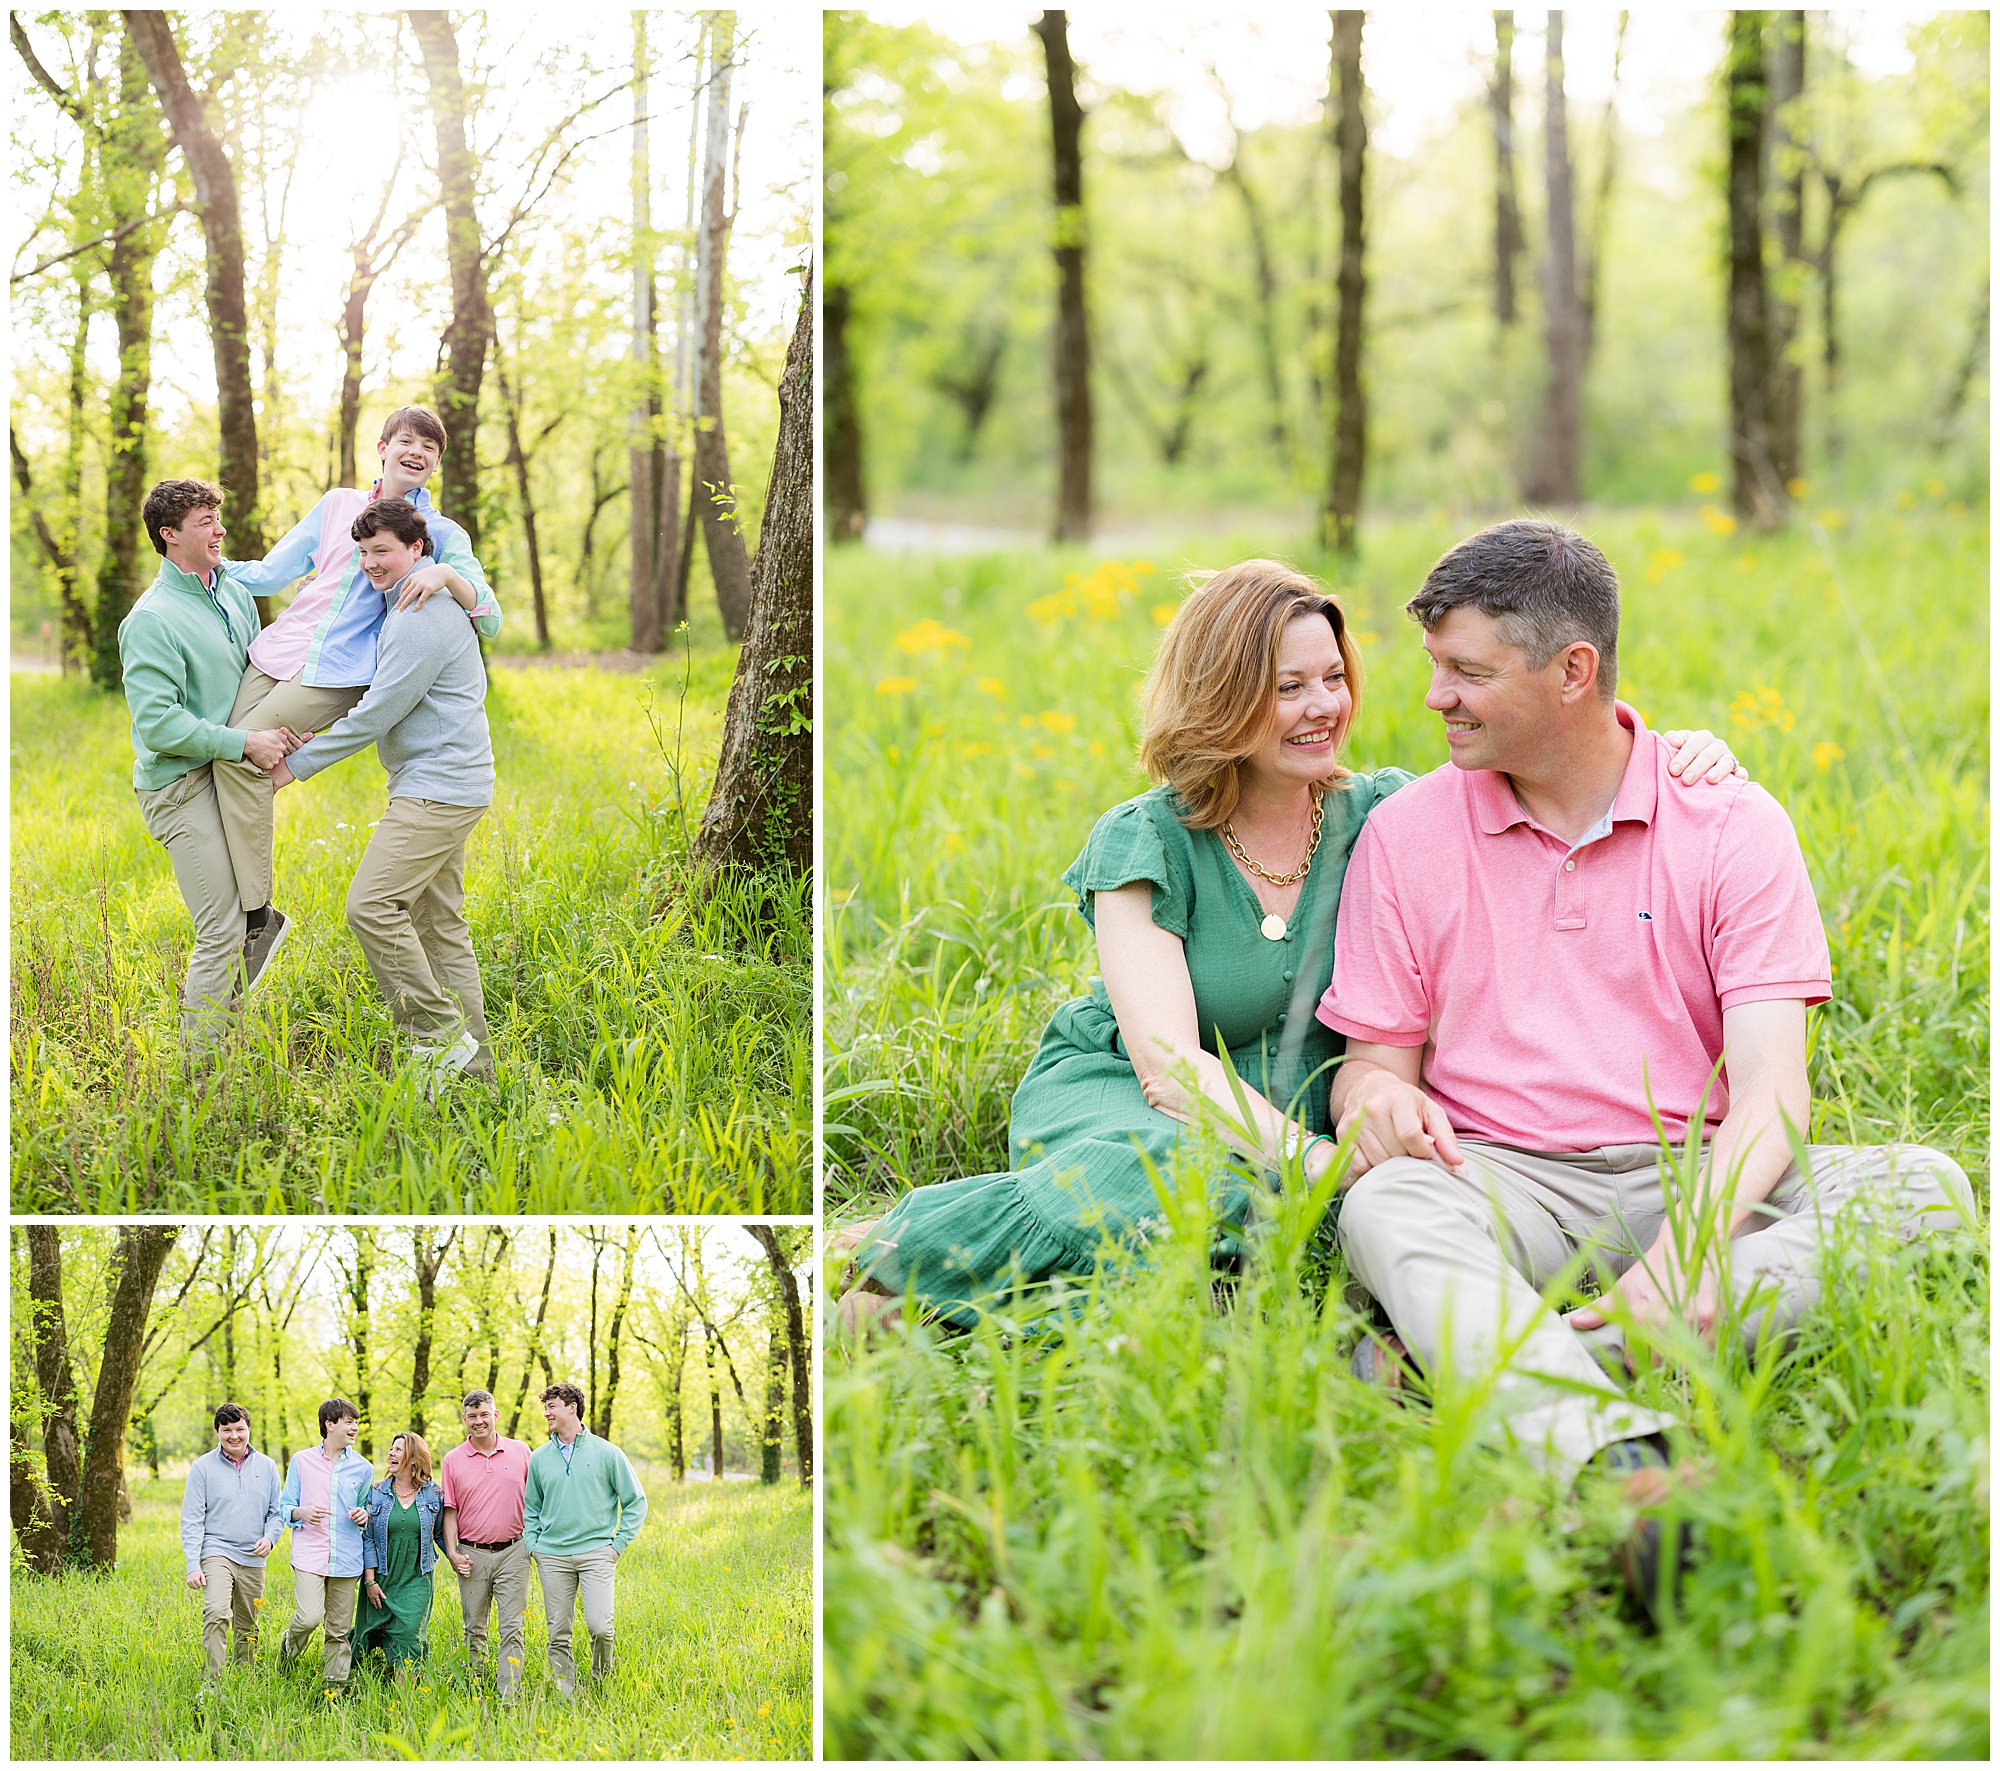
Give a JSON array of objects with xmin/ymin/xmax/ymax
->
[
  {"xmin": 357, "ymin": 531, "xmax": 425, "ymax": 590},
  {"xmin": 376, "ymin": 427, "xmax": 441, "ymax": 490}
]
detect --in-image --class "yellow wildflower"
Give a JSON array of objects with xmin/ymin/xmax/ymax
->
[
  {"xmin": 1896, "ymin": 488, "xmax": 1916, "ymax": 510},
  {"xmin": 1786, "ymin": 477, "xmax": 1809, "ymax": 498},
  {"xmin": 975, "ymin": 677, "xmax": 1007, "ymax": 698},
  {"xmin": 892, "ymin": 618, "xmax": 969, "ymax": 653},
  {"xmin": 1812, "ymin": 742, "xmax": 1845, "ymax": 770},
  {"xmin": 1924, "ymin": 477, "xmax": 1946, "ymax": 498},
  {"xmin": 1730, "ymin": 684, "xmax": 1796, "ymax": 733},
  {"xmin": 1643, "ymin": 549, "xmax": 1683, "ymax": 584},
  {"xmin": 1038, "ymin": 710, "xmax": 1078, "ymax": 733},
  {"xmin": 1818, "ymin": 508, "xmax": 1848, "ymax": 530},
  {"xmin": 1151, "ymin": 603, "xmax": 1178, "ymax": 626},
  {"xmin": 1688, "ymin": 471, "xmax": 1721, "ymax": 494},
  {"xmin": 758, "ymin": 1702, "xmax": 773, "ymax": 1718},
  {"xmin": 944, "ymin": 832, "xmax": 965, "ymax": 855},
  {"xmin": 1736, "ymin": 553, "xmax": 1758, "ymax": 572},
  {"xmin": 1700, "ymin": 505, "xmax": 1738, "ymax": 535},
  {"xmin": 874, "ymin": 676, "xmax": 916, "ymax": 697}
]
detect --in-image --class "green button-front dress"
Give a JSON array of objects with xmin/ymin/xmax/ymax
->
[
  {"xmin": 859, "ymin": 769, "xmax": 1412, "ymax": 1326},
  {"xmin": 354, "ymin": 1494, "xmax": 434, "ymax": 1671}
]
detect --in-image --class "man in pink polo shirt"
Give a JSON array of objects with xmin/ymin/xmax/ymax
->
[
  {"xmin": 439, "ymin": 1389, "xmax": 533, "ymax": 1701},
  {"xmin": 1317, "ymin": 519, "xmax": 1969, "ymax": 1617}
]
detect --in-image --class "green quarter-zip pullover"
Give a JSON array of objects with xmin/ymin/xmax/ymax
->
[
  {"xmin": 523, "ymin": 1427, "xmax": 648, "ymax": 1558},
  {"xmin": 118, "ymin": 557, "xmax": 262, "ymax": 790}
]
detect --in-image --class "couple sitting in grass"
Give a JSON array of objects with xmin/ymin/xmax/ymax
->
[
  {"xmin": 117, "ymin": 406, "xmax": 499, "ymax": 1089},
  {"xmin": 183, "ymin": 1386, "xmax": 647, "ymax": 1700},
  {"xmin": 837, "ymin": 522, "xmax": 1972, "ymax": 1624}
]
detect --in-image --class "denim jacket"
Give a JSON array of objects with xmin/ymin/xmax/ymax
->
[{"xmin": 360, "ymin": 1477, "xmax": 448, "ymax": 1577}]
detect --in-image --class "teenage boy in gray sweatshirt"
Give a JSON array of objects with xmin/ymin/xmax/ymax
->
[
  {"xmin": 271, "ymin": 497, "xmax": 497, "ymax": 1087},
  {"xmin": 180, "ymin": 1402, "xmax": 286, "ymax": 1684}
]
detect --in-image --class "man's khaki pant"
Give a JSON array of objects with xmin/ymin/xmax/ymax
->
[
  {"xmin": 457, "ymin": 1538, "xmax": 530, "ymax": 1698},
  {"xmin": 1339, "ymin": 1139, "xmax": 1971, "ymax": 1480},
  {"xmin": 345, "ymin": 798, "xmax": 493, "ymax": 1077},
  {"xmin": 279, "ymin": 1569, "xmax": 361, "ymax": 1688},
  {"xmin": 213, "ymin": 664, "xmax": 365, "ymax": 914},
  {"xmin": 135, "ymin": 764, "xmax": 243, "ymax": 1049},
  {"xmin": 198, "ymin": 1554, "xmax": 265, "ymax": 1682},
  {"xmin": 535, "ymin": 1547, "xmax": 618, "ymax": 1696}
]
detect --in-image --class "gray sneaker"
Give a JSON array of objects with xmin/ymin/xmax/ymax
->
[{"xmin": 240, "ymin": 907, "xmax": 291, "ymax": 996}]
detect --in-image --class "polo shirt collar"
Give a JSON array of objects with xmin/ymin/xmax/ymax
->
[
  {"xmin": 1470, "ymin": 701, "xmax": 1655, "ymax": 835},
  {"xmin": 367, "ymin": 478, "xmax": 435, "ymax": 510}
]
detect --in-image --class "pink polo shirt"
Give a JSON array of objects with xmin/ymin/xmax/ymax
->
[
  {"xmin": 439, "ymin": 1436, "xmax": 532, "ymax": 1543},
  {"xmin": 1316, "ymin": 705, "xmax": 1831, "ymax": 1150}
]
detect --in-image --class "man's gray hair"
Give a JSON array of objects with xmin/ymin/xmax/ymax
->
[
  {"xmin": 1406, "ymin": 518, "xmax": 1620, "ymax": 698},
  {"xmin": 461, "ymin": 1390, "xmax": 496, "ymax": 1413}
]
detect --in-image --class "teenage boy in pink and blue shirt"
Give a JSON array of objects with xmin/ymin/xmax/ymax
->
[
  {"xmin": 218, "ymin": 405, "xmax": 500, "ymax": 984},
  {"xmin": 276, "ymin": 1398, "xmax": 375, "ymax": 1689},
  {"xmin": 1316, "ymin": 519, "xmax": 1970, "ymax": 1620}
]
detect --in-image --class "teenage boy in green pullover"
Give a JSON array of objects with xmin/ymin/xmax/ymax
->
[
  {"xmin": 118, "ymin": 480, "xmax": 305, "ymax": 1048},
  {"xmin": 523, "ymin": 1382, "xmax": 648, "ymax": 1698}
]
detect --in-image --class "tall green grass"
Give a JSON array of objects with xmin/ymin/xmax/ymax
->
[
  {"xmin": 825, "ymin": 505, "xmax": 1989, "ymax": 1757},
  {"xmin": 12, "ymin": 658, "xmax": 809, "ymax": 1213},
  {"xmin": 10, "ymin": 1470, "xmax": 811, "ymax": 1760}
]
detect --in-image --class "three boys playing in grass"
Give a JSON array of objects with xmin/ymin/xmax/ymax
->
[{"xmin": 118, "ymin": 406, "xmax": 499, "ymax": 1086}]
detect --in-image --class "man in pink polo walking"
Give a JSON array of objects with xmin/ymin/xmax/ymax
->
[
  {"xmin": 1317, "ymin": 519, "xmax": 1969, "ymax": 1620},
  {"xmin": 439, "ymin": 1389, "xmax": 534, "ymax": 1702}
]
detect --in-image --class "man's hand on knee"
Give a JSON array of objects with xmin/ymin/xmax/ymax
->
[
  {"xmin": 1335, "ymin": 1063, "xmax": 1466, "ymax": 1178},
  {"xmin": 1568, "ymin": 1240, "xmax": 1721, "ymax": 1359}
]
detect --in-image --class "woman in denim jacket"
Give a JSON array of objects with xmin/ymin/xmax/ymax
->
[{"xmin": 354, "ymin": 1430, "xmax": 449, "ymax": 1676}]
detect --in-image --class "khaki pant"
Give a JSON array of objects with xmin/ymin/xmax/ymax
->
[
  {"xmin": 1339, "ymin": 1138, "xmax": 1971, "ymax": 1480},
  {"xmin": 136, "ymin": 764, "xmax": 243, "ymax": 1049},
  {"xmin": 198, "ymin": 1554, "xmax": 265, "ymax": 1682},
  {"xmin": 213, "ymin": 664, "xmax": 365, "ymax": 914},
  {"xmin": 279, "ymin": 1569, "xmax": 361, "ymax": 1687},
  {"xmin": 344, "ymin": 797, "xmax": 493, "ymax": 1076},
  {"xmin": 457, "ymin": 1537, "xmax": 530, "ymax": 1697},
  {"xmin": 535, "ymin": 1547, "xmax": 618, "ymax": 1696}
]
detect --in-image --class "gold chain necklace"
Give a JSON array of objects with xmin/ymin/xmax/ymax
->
[{"xmin": 1222, "ymin": 787, "xmax": 1324, "ymax": 886}]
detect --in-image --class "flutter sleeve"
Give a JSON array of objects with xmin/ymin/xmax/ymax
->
[{"xmin": 1060, "ymin": 793, "xmax": 1194, "ymax": 939}]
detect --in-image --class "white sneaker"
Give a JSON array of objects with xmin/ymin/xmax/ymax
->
[{"xmin": 411, "ymin": 1029, "xmax": 479, "ymax": 1099}]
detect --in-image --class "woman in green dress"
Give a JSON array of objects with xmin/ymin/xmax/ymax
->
[
  {"xmin": 837, "ymin": 558, "xmax": 1740, "ymax": 1332},
  {"xmin": 354, "ymin": 1430, "xmax": 448, "ymax": 1679}
]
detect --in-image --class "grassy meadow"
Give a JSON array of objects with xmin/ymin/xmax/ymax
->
[
  {"xmin": 10, "ymin": 1469, "xmax": 811, "ymax": 1760},
  {"xmin": 824, "ymin": 503, "xmax": 1989, "ymax": 1757},
  {"xmin": 11, "ymin": 654, "xmax": 810, "ymax": 1214}
]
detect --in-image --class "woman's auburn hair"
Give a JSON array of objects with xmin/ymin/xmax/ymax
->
[
  {"xmin": 386, "ymin": 1430, "xmax": 435, "ymax": 1487},
  {"xmin": 1139, "ymin": 559, "xmax": 1365, "ymax": 829}
]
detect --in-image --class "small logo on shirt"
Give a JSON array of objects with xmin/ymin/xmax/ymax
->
[{"xmin": 1637, "ymin": 910, "xmax": 1653, "ymax": 923}]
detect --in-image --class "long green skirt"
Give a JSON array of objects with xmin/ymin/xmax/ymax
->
[{"xmin": 354, "ymin": 1497, "xmax": 433, "ymax": 1671}]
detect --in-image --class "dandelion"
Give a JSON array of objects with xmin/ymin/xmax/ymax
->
[
  {"xmin": 1688, "ymin": 471, "xmax": 1721, "ymax": 494},
  {"xmin": 1813, "ymin": 742, "xmax": 1846, "ymax": 770},
  {"xmin": 976, "ymin": 677, "xmax": 1007, "ymax": 698},
  {"xmin": 1151, "ymin": 603, "xmax": 1178, "ymax": 626},
  {"xmin": 955, "ymin": 741, "xmax": 996, "ymax": 759},
  {"xmin": 1730, "ymin": 684, "xmax": 1795, "ymax": 733},
  {"xmin": 1924, "ymin": 477, "xmax": 1946, "ymax": 498},
  {"xmin": 874, "ymin": 676, "xmax": 916, "ymax": 697},
  {"xmin": 1786, "ymin": 476, "xmax": 1810, "ymax": 498},
  {"xmin": 1038, "ymin": 710, "xmax": 1078, "ymax": 734},
  {"xmin": 893, "ymin": 617, "xmax": 970, "ymax": 654},
  {"xmin": 758, "ymin": 1702, "xmax": 773, "ymax": 1718},
  {"xmin": 1736, "ymin": 553, "xmax": 1758, "ymax": 572},
  {"xmin": 1819, "ymin": 508, "xmax": 1848, "ymax": 530},
  {"xmin": 1643, "ymin": 549, "xmax": 1683, "ymax": 584},
  {"xmin": 1089, "ymin": 740, "xmax": 1107, "ymax": 757},
  {"xmin": 1699, "ymin": 505, "xmax": 1738, "ymax": 535},
  {"xmin": 944, "ymin": 832, "xmax": 965, "ymax": 856}
]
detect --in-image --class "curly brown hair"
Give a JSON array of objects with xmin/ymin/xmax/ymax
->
[{"xmin": 141, "ymin": 479, "xmax": 224, "ymax": 557}]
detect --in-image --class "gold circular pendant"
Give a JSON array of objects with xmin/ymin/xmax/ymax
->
[{"xmin": 1260, "ymin": 913, "xmax": 1288, "ymax": 941}]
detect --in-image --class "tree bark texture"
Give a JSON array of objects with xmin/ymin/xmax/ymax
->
[
  {"xmin": 410, "ymin": 11, "xmax": 492, "ymax": 558},
  {"xmin": 78, "ymin": 1226, "xmax": 177, "ymax": 1568},
  {"xmin": 1726, "ymin": 10, "xmax": 1779, "ymax": 527},
  {"xmin": 747, "ymin": 1223, "xmax": 811, "ymax": 1486},
  {"xmin": 692, "ymin": 13, "xmax": 755, "ymax": 641},
  {"xmin": 409, "ymin": 1228, "xmax": 455, "ymax": 1437},
  {"xmin": 1489, "ymin": 11, "xmax": 1523, "ymax": 330},
  {"xmin": 1578, "ymin": 12, "xmax": 1628, "ymax": 370},
  {"xmin": 1220, "ymin": 150, "xmax": 1289, "ymax": 464},
  {"xmin": 704, "ymin": 1325, "xmax": 724, "ymax": 1479},
  {"xmin": 629, "ymin": 14, "xmax": 668, "ymax": 653},
  {"xmin": 124, "ymin": 12, "xmax": 263, "ymax": 570},
  {"xmin": 12, "ymin": 427, "xmax": 86, "ymax": 674},
  {"xmin": 597, "ymin": 1229, "xmax": 638, "ymax": 1440},
  {"xmin": 495, "ymin": 346, "xmax": 550, "ymax": 649},
  {"xmin": 1036, "ymin": 11, "xmax": 1093, "ymax": 542},
  {"xmin": 760, "ymin": 1315, "xmax": 785, "ymax": 1484},
  {"xmin": 18, "ymin": 1227, "xmax": 80, "ymax": 1571},
  {"xmin": 1766, "ymin": 10, "xmax": 1806, "ymax": 494},
  {"xmin": 1525, "ymin": 11, "xmax": 1583, "ymax": 507},
  {"xmin": 347, "ymin": 1234, "xmax": 373, "ymax": 1456},
  {"xmin": 1324, "ymin": 11, "xmax": 1367, "ymax": 555},
  {"xmin": 824, "ymin": 277, "xmax": 867, "ymax": 541},
  {"xmin": 692, "ymin": 270, "xmax": 814, "ymax": 879},
  {"xmin": 93, "ymin": 27, "xmax": 169, "ymax": 690}
]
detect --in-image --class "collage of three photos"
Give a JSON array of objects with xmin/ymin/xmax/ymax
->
[{"xmin": 9, "ymin": 6, "xmax": 1988, "ymax": 1763}]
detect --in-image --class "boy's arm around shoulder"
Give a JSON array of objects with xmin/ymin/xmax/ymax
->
[
  {"xmin": 284, "ymin": 600, "xmax": 450, "ymax": 783},
  {"xmin": 436, "ymin": 523, "xmax": 501, "ymax": 636}
]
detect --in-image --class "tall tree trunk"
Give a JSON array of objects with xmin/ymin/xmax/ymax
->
[
  {"xmin": 220, "ymin": 1228, "xmax": 237, "ymax": 1398},
  {"xmin": 1578, "ymin": 12, "xmax": 1628, "ymax": 370},
  {"xmin": 1324, "ymin": 11, "xmax": 1368, "ymax": 554},
  {"xmin": 824, "ymin": 278, "xmax": 866, "ymax": 541},
  {"xmin": 347, "ymin": 1233, "xmax": 373, "ymax": 1457},
  {"xmin": 12, "ymin": 1415, "xmax": 65, "ymax": 1575},
  {"xmin": 12, "ymin": 430, "xmax": 86, "ymax": 673},
  {"xmin": 1036, "ymin": 11, "xmax": 1092, "ymax": 543},
  {"xmin": 506, "ymin": 1229, "xmax": 559, "ymax": 1440},
  {"xmin": 692, "ymin": 269, "xmax": 814, "ymax": 879},
  {"xmin": 1220, "ymin": 149, "xmax": 1289, "ymax": 465},
  {"xmin": 598, "ymin": 1228, "xmax": 639, "ymax": 1440},
  {"xmin": 410, "ymin": 11, "xmax": 491, "ymax": 557},
  {"xmin": 760, "ymin": 1312, "xmax": 785, "ymax": 1484},
  {"xmin": 61, "ymin": 269, "xmax": 93, "ymax": 670},
  {"xmin": 705, "ymin": 1323, "xmax": 724, "ymax": 1479},
  {"xmin": 747, "ymin": 1224, "xmax": 811, "ymax": 1487},
  {"xmin": 1766, "ymin": 9, "xmax": 1806, "ymax": 495},
  {"xmin": 692, "ymin": 12, "xmax": 755, "ymax": 641},
  {"xmin": 124, "ymin": 12, "xmax": 263, "ymax": 576},
  {"xmin": 629, "ymin": 12, "xmax": 665, "ymax": 654},
  {"xmin": 1489, "ymin": 11, "xmax": 1523, "ymax": 330},
  {"xmin": 78, "ymin": 1226, "xmax": 177, "ymax": 1568},
  {"xmin": 22, "ymin": 1227, "xmax": 80, "ymax": 1570},
  {"xmin": 667, "ymin": 1312, "xmax": 688, "ymax": 1482},
  {"xmin": 1525, "ymin": 10, "xmax": 1582, "ymax": 507},
  {"xmin": 1726, "ymin": 10, "xmax": 1779, "ymax": 528},
  {"xmin": 1930, "ymin": 273, "xmax": 1989, "ymax": 453},
  {"xmin": 495, "ymin": 346, "xmax": 550, "ymax": 650},
  {"xmin": 92, "ymin": 26, "xmax": 168, "ymax": 691},
  {"xmin": 409, "ymin": 1228, "xmax": 456, "ymax": 1438}
]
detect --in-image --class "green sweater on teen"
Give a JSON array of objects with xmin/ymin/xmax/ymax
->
[
  {"xmin": 523, "ymin": 1427, "xmax": 648, "ymax": 1558},
  {"xmin": 117, "ymin": 558, "xmax": 262, "ymax": 790}
]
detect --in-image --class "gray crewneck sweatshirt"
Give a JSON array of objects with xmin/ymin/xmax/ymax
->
[
  {"xmin": 286, "ymin": 581, "xmax": 495, "ymax": 805},
  {"xmin": 181, "ymin": 1444, "xmax": 285, "ymax": 1571}
]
